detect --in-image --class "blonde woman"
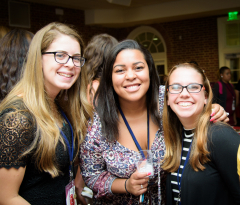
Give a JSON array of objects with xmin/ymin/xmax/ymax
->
[
  {"xmin": 163, "ymin": 63, "xmax": 240, "ymax": 205},
  {"xmin": 0, "ymin": 22, "xmax": 92, "ymax": 204}
]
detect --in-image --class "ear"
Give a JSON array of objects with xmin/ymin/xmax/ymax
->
[
  {"xmin": 167, "ymin": 99, "xmax": 170, "ymax": 106},
  {"xmin": 204, "ymin": 94, "xmax": 207, "ymax": 105}
]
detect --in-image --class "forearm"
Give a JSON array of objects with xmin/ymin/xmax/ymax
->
[
  {"xmin": 111, "ymin": 178, "xmax": 127, "ymax": 194},
  {"xmin": 0, "ymin": 195, "xmax": 30, "ymax": 205}
]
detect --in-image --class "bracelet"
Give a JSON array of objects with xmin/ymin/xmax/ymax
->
[{"xmin": 125, "ymin": 179, "xmax": 130, "ymax": 194}]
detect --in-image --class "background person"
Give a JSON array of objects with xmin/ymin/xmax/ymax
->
[
  {"xmin": 85, "ymin": 33, "xmax": 118, "ymax": 105},
  {"xmin": 0, "ymin": 25, "xmax": 10, "ymax": 39},
  {"xmin": 213, "ymin": 66, "xmax": 236, "ymax": 125},
  {"xmin": 75, "ymin": 33, "xmax": 118, "ymax": 205},
  {"xmin": 0, "ymin": 28, "xmax": 34, "ymax": 101},
  {"xmin": 163, "ymin": 62, "xmax": 240, "ymax": 205},
  {"xmin": 0, "ymin": 22, "xmax": 92, "ymax": 205}
]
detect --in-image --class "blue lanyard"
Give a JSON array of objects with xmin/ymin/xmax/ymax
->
[
  {"xmin": 176, "ymin": 131, "xmax": 192, "ymax": 205},
  {"xmin": 58, "ymin": 107, "xmax": 74, "ymax": 181},
  {"xmin": 118, "ymin": 106, "xmax": 149, "ymax": 159}
]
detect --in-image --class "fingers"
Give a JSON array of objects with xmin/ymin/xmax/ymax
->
[
  {"xmin": 211, "ymin": 105, "xmax": 229, "ymax": 123},
  {"xmin": 127, "ymin": 171, "xmax": 149, "ymax": 196}
]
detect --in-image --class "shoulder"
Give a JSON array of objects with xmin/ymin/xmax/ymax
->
[
  {"xmin": 208, "ymin": 123, "xmax": 240, "ymax": 148},
  {"xmin": 0, "ymin": 99, "xmax": 36, "ymax": 168},
  {"xmin": 159, "ymin": 85, "xmax": 165, "ymax": 97},
  {"xmin": 92, "ymin": 80, "xmax": 100, "ymax": 91},
  {"xmin": 213, "ymin": 82, "xmax": 220, "ymax": 88},
  {"xmin": 0, "ymin": 99, "xmax": 34, "ymax": 123}
]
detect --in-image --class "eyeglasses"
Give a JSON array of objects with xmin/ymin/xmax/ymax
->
[
  {"xmin": 167, "ymin": 83, "xmax": 205, "ymax": 94},
  {"xmin": 42, "ymin": 52, "xmax": 85, "ymax": 67}
]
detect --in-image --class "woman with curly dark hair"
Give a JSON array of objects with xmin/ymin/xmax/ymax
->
[{"xmin": 0, "ymin": 28, "xmax": 34, "ymax": 101}]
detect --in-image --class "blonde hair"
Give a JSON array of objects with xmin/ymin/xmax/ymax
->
[
  {"xmin": 0, "ymin": 22, "xmax": 93, "ymax": 177},
  {"xmin": 162, "ymin": 63, "xmax": 213, "ymax": 172}
]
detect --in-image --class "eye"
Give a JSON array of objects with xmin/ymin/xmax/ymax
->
[
  {"xmin": 56, "ymin": 52, "xmax": 67, "ymax": 59},
  {"xmin": 136, "ymin": 66, "xmax": 144, "ymax": 70},
  {"xmin": 116, "ymin": 69, "xmax": 124, "ymax": 73},
  {"xmin": 171, "ymin": 84, "xmax": 181, "ymax": 90},
  {"xmin": 73, "ymin": 56, "xmax": 81, "ymax": 62},
  {"xmin": 188, "ymin": 84, "xmax": 200, "ymax": 90}
]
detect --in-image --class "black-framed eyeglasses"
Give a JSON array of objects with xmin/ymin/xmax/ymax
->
[
  {"xmin": 167, "ymin": 83, "xmax": 205, "ymax": 94},
  {"xmin": 42, "ymin": 52, "xmax": 85, "ymax": 67}
]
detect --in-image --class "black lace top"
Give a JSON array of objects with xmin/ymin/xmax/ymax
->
[{"xmin": 0, "ymin": 100, "xmax": 77, "ymax": 205}]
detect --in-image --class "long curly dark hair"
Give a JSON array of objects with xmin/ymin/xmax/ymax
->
[{"xmin": 0, "ymin": 28, "xmax": 34, "ymax": 101}]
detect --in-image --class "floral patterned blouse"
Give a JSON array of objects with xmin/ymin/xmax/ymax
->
[{"xmin": 79, "ymin": 86, "xmax": 166, "ymax": 205}]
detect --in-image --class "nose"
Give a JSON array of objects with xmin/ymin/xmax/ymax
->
[
  {"xmin": 180, "ymin": 87, "xmax": 190, "ymax": 97},
  {"xmin": 126, "ymin": 69, "xmax": 136, "ymax": 80},
  {"xmin": 64, "ymin": 57, "xmax": 75, "ymax": 69}
]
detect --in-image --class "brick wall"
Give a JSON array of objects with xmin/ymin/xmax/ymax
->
[
  {"xmin": 118, "ymin": 17, "xmax": 223, "ymax": 83},
  {"xmin": 0, "ymin": 0, "xmax": 224, "ymax": 82},
  {"xmin": 0, "ymin": 0, "xmax": 119, "ymax": 46}
]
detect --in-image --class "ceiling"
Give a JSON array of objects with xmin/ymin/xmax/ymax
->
[
  {"xmin": 23, "ymin": 0, "xmax": 240, "ymax": 27},
  {"xmin": 23, "ymin": 0, "xmax": 176, "ymax": 10}
]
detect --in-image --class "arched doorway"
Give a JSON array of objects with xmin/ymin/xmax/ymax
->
[{"xmin": 127, "ymin": 26, "xmax": 167, "ymax": 84}]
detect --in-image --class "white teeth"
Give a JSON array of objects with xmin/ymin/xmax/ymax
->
[
  {"xmin": 58, "ymin": 73, "xmax": 72, "ymax": 77},
  {"xmin": 126, "ymin": 85, "xmax": 139, "ymax": 89},
  {"xmin": 128, "ymin": 85, "xmax": 138, "ymax": 88},
  {"xmin": 178, "ymin": 102, "xmax": 192, "ymax": 107}
]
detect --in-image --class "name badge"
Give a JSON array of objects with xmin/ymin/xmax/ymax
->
[{"xmin": 65, "ymin": 180, "xmax": 77, "ymax": 205}]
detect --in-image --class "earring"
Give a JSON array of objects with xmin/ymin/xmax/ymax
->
[{"xmin": 221, "ymin": 76, "xmax": 223, "ymax": 78}]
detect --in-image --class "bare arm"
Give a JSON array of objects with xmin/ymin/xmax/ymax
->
[
  {"xmin": 75, "ymin": 166, "xmax": 87, "ymax": 205},
  {"xmin": 0, "ymin": 167, "xmax": 30, "ymax": 205}
]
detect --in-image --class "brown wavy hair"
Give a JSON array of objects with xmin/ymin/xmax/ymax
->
[
  {"xmin": 162, "ymin": 62, "xmax": 213, "ymax": 172},
  {"xmin": 0, "ymin": 29, "xmax": 34, "ymax": 101},
  {"xmin": 84, "ymin": 34, "xmax": 118, "ymax": 103},
  {"xmin": 0, "ymin": 26, "xmax": 10, "ymax": 39}
]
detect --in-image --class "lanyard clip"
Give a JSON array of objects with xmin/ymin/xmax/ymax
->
[{"xmin": 69, "ymin": 170, "xmax": 73, "ymax": 182}]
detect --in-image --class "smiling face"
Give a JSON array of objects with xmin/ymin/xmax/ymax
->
[
  {"xmin": 167, "ymin": 67, "xmax": 207, "ymax": 129},
  {"xmin": 112, "ymin": 49, "xmax": 150, "ymax": 105},
  {"xmin": 42, "ymin": 33, "xmax": 81, "ymax": 98}
]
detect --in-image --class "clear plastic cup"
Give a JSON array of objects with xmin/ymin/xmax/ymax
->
[{"xmin": 135, "ymin": 150, "xmax": 154, "ymax": 176}]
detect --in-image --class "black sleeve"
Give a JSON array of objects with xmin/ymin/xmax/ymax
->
[
  {"xmin": 209, "ymin": 124, "xmax": 240, "ymax": 203},
  {"xmin": 236, "ymin": 80, "xmax": 240, "ymax": 91},
  {"xmin": 0, "ymin": 108, "xmax": 35, "ymax": 169},
  {"xmin": 212, "ymin": 83, "xmax": 219, "ymax": 104}
]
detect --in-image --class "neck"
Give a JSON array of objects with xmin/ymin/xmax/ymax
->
[
  {"xmin": 119, "ymin": 100, "xmax": 147, "ymax": 118},
  {"xmin": 180, "ymin": 118, "xmax": 196, "ymax": 130},
  {"xmin": 221, "ymin": 79, "xmax": 228, "ymax": 84}
]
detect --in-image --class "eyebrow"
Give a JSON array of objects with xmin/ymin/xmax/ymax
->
[
  {"xmin": 55, "ymin": 50, "xmax": 81, "ymax": 55},
  {"xmin": 113, "ymin": 61, "xmax": 145, "ymax": 69}
]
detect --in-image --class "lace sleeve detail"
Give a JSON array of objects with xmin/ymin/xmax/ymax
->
[{"xmin": 0, "ymin": 108, "xmax": 35, "ymax": 169}]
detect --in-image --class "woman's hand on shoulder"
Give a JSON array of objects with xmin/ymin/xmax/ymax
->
[
  {"xmin": 0, "ymin": 166, "xmax": 30, "ymax": 204},
  {"xmin": 211, "ymin": 104, "xmax": 229, "ymax": 123}
]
